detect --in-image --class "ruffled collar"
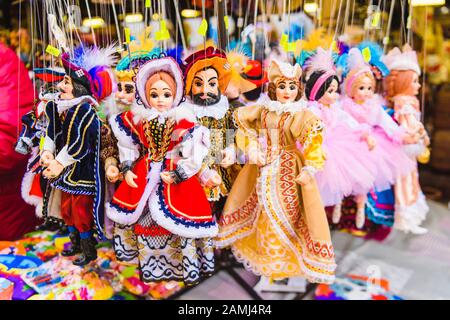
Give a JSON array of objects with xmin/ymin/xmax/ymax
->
[
  {"xmin": 257, "ymin": 94, "xmax": 306, "ymax": 115},
  {"xmin": 56, "ymin": 95, "xmax": 98, "ymax": 113},
  {"xmin": 131, "ymin": 102, "xmax": 197, "ymax": 124},
  {"xmin": 181, "ymin": 95, "xmax": 229, "ymax": 120}
]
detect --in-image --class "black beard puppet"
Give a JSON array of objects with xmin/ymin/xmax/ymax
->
[{"xmin": 191, "ymin": 89, "xmax": 221, "ymax": 106}]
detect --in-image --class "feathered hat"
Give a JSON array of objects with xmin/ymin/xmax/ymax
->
[
  {"xmin": 241, "ymin": 59, "xmax": 268, "ymax": 88},
  {"xmin": 226, "ymin": 49, "xmax": 257, "ymax": 94},
  {"xmin": 342, "ymin": 48, "xmax": 373, "ymax": 94},
  {"xmin": 357, "ymin": 41, "xmax": 390, "ymax": 77},
  {"xmin": 382, "ymin": 44, "xmax": 421, "ymax": 75},
  {"xmin": 115, "ymin": 29, "xmax": 160, "ymax": 82},
  {"xmin": 34, "ymin": 67, "xmax": 65, "ymax": 83},
  {"xmin": 135, "ymin": 57, "xmax": 184, "ymax": 109},
  {"xmin": 303, "ymin": 47, "xmax": 337, "ymax": 101},
  {"xmin": 183, "ymin": 46, "xmax": 231, "ymax": 95},
  {"xmin": 61, "ymin": 44, "xmax": 118, "ymax": 101}
]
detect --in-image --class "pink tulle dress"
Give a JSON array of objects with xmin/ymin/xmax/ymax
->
[
  {"xmin": 306, "ymin": 100, "xmax": 378, "ymax": 207},
  {"xmin": 339, "ymin": 94, "xmax": 415, "ymax": 191}
]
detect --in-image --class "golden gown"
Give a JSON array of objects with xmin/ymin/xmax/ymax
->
[{"xmin": 216, "ymin": 104, "xmax": 336, "ymax": 284}]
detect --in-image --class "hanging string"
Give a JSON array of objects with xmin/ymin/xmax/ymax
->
[
  {"xmin": 111, "ymin": 0, "xmax": 122, "ymax": 45},
  {"xmin": 173, "ymin": 0, "xmax": 187, "ymax": 52},
  {"xmin": 251, "ymin": 0, "xmax": 259, "ymax": 60},
  {"xmin": 333, "ymin": 0, "xmax": 344, "ymax": 42},
  {"xmin": 84, "ymin": 0, "xmax": 97, "ymax": 46},
  {"xmin": 421, "ymin": 7, "xmax": 428, "ymax": 124},
  {"xmin": 17, "ymin": 0, "xmax": 22, "ymax": 139},
  {"xmin": 384, "ymin": 0, "xmax": 395, "ymax": 52}
]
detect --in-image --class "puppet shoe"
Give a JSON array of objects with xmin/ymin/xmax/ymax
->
[
  {"xmin": 73, "ymin": 238, "xmax": 98, "ymax": 266},
  {"xmin": 61, "ymin": 232, "xmax": 82, "ymax": 256}
]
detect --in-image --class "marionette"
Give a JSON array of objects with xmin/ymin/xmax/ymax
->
[
  {"xmin": 338, "ymin": 47, "xmax": 417, "ymax": 229},
  {"xmin": 216, "ymin": 59, "xmax": 336, "ymax": 286},
  {"xmin": 15, "ymin": 67, "xmax": 65, "ymax": 230},
  {"xmin": 383, "ymin": 44, "xmax": 430, "ymax": 234},
  {"xmin": 303, "ymin": 48, "xmax": 379, "ymax": 229},
  {"xmin": 40, "ymin": 46, "xmax": 116, "ymax": 266},
  {"xmin": 106, "ymin": 57, "xmax": 216, "ymax": 285},
  {"xmin": 180, "ymin": 47, "xmax": 240, "ymax": 219}
]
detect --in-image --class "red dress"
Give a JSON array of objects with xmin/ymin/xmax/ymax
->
[{"xmin": 107, "ymin": 109, "xmax": 216, "ymax": 284}]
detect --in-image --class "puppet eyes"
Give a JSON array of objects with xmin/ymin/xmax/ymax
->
[
  {"xmin": 164, "ymin": 93, "xmax": 172, "ymax": 98},
  {"xmin": 150, "ymin": 93, "xmax": 172, "ymax": 99},
  {"xmin": 289, "ymin": 85, "xmax": 296, "ymax": 90},
  {"xmin": 151, "ymin": 93, "xmax": 158, "ymax": 98},
  {"xmin": 278, "ymin": 84, "xmax": 286, "ymax": 89},
  {"xmin": 195, "ymin": 81, "xmax": 203, "ymax": 87}
]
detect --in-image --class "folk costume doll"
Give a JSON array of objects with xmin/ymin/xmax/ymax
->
[
  {"xmin": 216, "ymin": 59, "xmax": 336, "ymax": 284},
  {"xmin": 40, "ymin": 46, "xmax": 115, "ymax": 266},
  {"xmin": 383, "ymin": 45, "xmax": 430, "ymax": 234},
  {"xmin": 15, "ymin": 67, "xmax": 65, "ymax": 225},
  {"xmin": 304, "ymin": 48, "xmax": 378, "ymax": 229},
  {"xmin": 106, "ymin": 57, "xmax": 216, "ymax": 285},
  {"xmin": 338, "ymin": 48, "xmax": 416, "ymax": 228},
  {"xmin": 180, "ymin": 47, "xmax": 239, "ymax": 218}
]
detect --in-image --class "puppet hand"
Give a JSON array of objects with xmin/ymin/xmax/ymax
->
[
  {"xmin": 206, "ymin": 172, "xmax": 222, "ymax": 188},
  {"xmin": 295, "ymin": 170, "xmax": 313, "ymax": 186},
  {"xmin": 248, "ymin": 148, "xmax": 265, "ymax": 167},
  {"xmin": 43, "ymin": 159, "xmax": 64, "ymax": 179},
  {"xmin": 220, "ymin": 149, "xmax": 235, "ymax": 168},
  {"xmin": 125, "ymin": 171, "xmax": 138, "ymax": 188},
  {"xmin": 40, "ymin": 151, "xmax": 54, "ymax": 167},
  {"xmin": 366, "ymin": 135, "xmax": 376, "ymax": 150},
  {"xmin": 160, "ymin": 172, "xmax": 175, "ymax": 185},
  {"xmin": 106, "ymin": 165, "xmax": 120, "ymax": 183}
]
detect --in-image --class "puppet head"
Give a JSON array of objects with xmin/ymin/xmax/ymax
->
[
  {"xmin": 267, "ymin": 59, "xmax": 302, "ymax": 103},
  {"xmin": 135, "ymin": 57, "xmax": 183, "ymax": 112},
  {"xmin": 183, "ymin": 46, "xmax": 231, "ymax": 106},
  {"xmin": 383, "ymin": 44, "xmax": 421, "ymax": 99},
  {"xmin": 304, "ymin": 48, "xmax": 340, "ymax": 106}
]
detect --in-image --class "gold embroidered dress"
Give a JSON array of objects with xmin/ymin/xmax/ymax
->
[{"xmin": 216, "ymin": 101, "xmax": 336, "ymax": 283}]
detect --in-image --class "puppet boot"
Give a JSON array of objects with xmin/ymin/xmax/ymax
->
[
  {"xmin": 61, "ymin": 231, "xmax": 81, "ymax": 256},
  {"xmin": 73, "ymin": 236, "xmax": 98, "ymax": 266}
]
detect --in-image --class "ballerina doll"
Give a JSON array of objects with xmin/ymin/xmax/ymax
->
[
  {"xmin": 106, "ymin": 57, "xmax": 217, "ymax": 285},
  {"xmin": 338, "ymin": 48, "xmax": 417, "ymax": 229},
  {"xmin": 383, "ymin": 45, "xmax": 430, "ymax": 234},
  {"xmin": 216, "ymin": 59, "xmax": 336, "ymax": 285},
  {"xmin": 304, "ymin": 48, "xmax": 379, "ymax": 229}
]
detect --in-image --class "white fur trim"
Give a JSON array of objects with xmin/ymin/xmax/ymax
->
[
  {"xmin": 55, "ymin": 146, "xmax": 77, "ymax": 168},
  {"xmin": 130, "ymin": 102, "xmax": 197, "ymax": 125},
  {"xmin": 106, "ymin": 161, "xmax": 163, "ymax": 226},
  {"xmin": 148, "ymin": 187, "xmax": 218, "ymax": 239},
  {"xmin": 56, "ymin": 95, "xmax": 99, "ymax": 113},
  {"xmin": 181, "ymin": 95, "xmax": 229, "ymax": 120},
  {"xmin": 257, "ymin": 94, "xmax": 307, "ymax": 115},
  {"xmin": 135, "ymin": 57, "xmax": 184, "ymax": 109},
  {"xmin": 101, "ymin": 95, "xmax": 124, "ymax": 118},
  {"xmin": 21, "ymin": 171, "xmax": 43, "ymax": 217}
]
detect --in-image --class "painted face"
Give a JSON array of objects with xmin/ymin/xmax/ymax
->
[
  {"xmin": 275, "ymin": 79, "xmax": 299, "ymax": 103},
  {"xmin": 57, "ymin": 75, "xmax": 75, "ymax": 100},
  {"xmin": 191, "ymin": 68, "xmax": 221, "ymax": 106},
  {"xmin": 146, "ymin": 79, "xmax": 174, "ymax": 112},
  {"xmin": 353, "ymin": 76, "xmax": 374, "ymax": 103},
  {"xmin": 115, "ymin": 81, "xmax": 135, "ymax": 105},
  {"xmin": 409, "ymin": 72, "xmax": 421, "ymax": 96},
  {"xmin": 318, "ymin": 79, "xmax": 339, "ymax": 106}
]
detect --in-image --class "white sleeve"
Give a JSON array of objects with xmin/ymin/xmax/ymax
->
[
  {"xmin": 109, "ymin": 115, "xmax": 140, "ymax": 163},
  {"xmin": 55, "ymin": 146, "xmax": 77, "ymax": 167},
  {"xmin": 175, "ymin": 125, "xmax": 211, "ymax": 179},
  {"xmin": 376, "ymin": 107, "xmax": 404, "ymax": 143}
]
